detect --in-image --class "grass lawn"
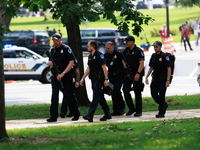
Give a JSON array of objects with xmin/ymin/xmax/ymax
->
[
  {"xmin": 5, "ymin": 95, "xmax": 200, "ymax": 120},
  {"xmin": 1, "ymin": 118, "xmax": 200, "ymax": 149},
  {"xmin": 9, "ymin": 7, "xmax": 200, "ymax": 46}
]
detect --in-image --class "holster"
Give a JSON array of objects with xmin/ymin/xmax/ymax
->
[{"xmin": 137, "ymin": 83, "xmax": 145, "ymax": 92}]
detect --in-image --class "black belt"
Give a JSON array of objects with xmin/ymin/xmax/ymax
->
[{"xmin": 152, "ymin": 74, "xmax": 166, "ymax": 80}]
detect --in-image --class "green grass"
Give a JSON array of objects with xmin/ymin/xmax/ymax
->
[
  {"xmin": 9, "ymin": 7, "xmax": 200, "ymax": 46},
  {"xmin": 5, "ymin": 95, "xmax": 200, "ymax": 120},
  {"xmin": 1, "ymin": 118, "xmax": 200, "ymax": 149}
]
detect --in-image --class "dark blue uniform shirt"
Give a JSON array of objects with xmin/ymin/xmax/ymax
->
[
  {"xmin": 149, "ymin": 51, "xmax": 172, "ymax": 75},
  {"xmin": 51, "ymin": 44, "xmax": 75, "ymax": 73},
  {"xmin": 104, "ymin": 50, "xmax": 123, "ymax": 75},
  {"xmin": 88, "ymin": 51, "xmax": 106, "ymax": 75},
  {"xmin": 123, "ymin": 45, "xmax": 145, "ymax": 74}
]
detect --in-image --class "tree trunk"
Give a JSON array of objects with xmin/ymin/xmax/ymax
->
[
  {"xmin": 2, "ymin": 15, "xmax": 11, "ymax": 28},
  {"xmin": 65, "ymin": 18, "xmax": 91, "ymax": 107},
  {"xmin": 0, "ymin": 9, "xmax": 9, "ymax": 139}
]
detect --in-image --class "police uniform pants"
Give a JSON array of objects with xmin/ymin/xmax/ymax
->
[
  {"xmin": 183, "ymin": 38, "xmax": 192, "ymax": 50},
  {"xmin": 68, "ymin": 81, "xmax": 80, "ymax": 116},
  {"xmin": 88, "ymin": 78, "xmax": 110, "ymax": 117},
  {"xmin": 122, "ymin": 76, "xmax": 142, "ymax": 113},
  {"xmin": 150, "ymin": 79, "xmax": 167, "ymax": 115},
  {"xmin": 109, "ymin": 75, "xmax": 125, "ymax": 113},
  {"xmin": 50, "ymin": 75, "xmax": 79, "ymax": 119}
]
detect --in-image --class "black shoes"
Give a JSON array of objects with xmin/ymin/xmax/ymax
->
[
  {"xmin": 156, "ymin": 114, "xmax": 165, "ymax": 118},
  {"xmin": 72, "ymin": 116, "xmax": 79, "ymax": 121},
  {"xmin": 60, "ymin": 113, "xmax": 65, "ymax": 118},
  {"xmin": 66, "ymin": 113, "xmax": 73, "ymax": 117},
  {"xmin": 100, "ymin": 114, "xmax": 112, "ymax": 121},
  {"xmin": 47, "ymin": 118, "xmax": 57, "ymax": 122},
  {"xmin": 134, "ymin": 113, "xmax": 142, "ymax": 117},
  {"xmin": 126, "ymin": 110, "xmax": 135, "ymax": 116},
  {"xmin": 111, "ymin": 110, "xmax": 125, "ymax": 116},
  {"xmin": 83, "ymin": 115, "xmax": 93, "ymax": 122}
]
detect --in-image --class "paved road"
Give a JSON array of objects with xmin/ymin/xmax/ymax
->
[{"xmin": 5, "ymin": 41, "xmax": 200, "ymax": 106}]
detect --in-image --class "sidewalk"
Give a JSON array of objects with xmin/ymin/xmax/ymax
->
[{"xmin": 6, "ymin": 109, "xmax": 200, "ymax": 130}]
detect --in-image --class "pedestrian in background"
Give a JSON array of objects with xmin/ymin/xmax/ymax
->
[
  {"xmin": 145, "ymin": 41, "xmax": 171, "ymax": 118},
  {"xmin": 58, "ymin": 29, "xmax": 62, "ymax": 38},
  {"xmin": 80, "ymin": 40, "xmax": 112, "ymax": 122},
  {"xmin": 122, "ymin": 36, "xmax": 145, "ymax": 117},
  {"xmin": 160, "ymin": 24, "xmax": 167, "ymax": 43},
  {"xmin": 191, "ymin": 18, "xmax": 199, "ymax": 42},
  {"xmin": 181, "ymin": 21, "xmax": 193, "ymax": 51},
  {"xmin": 104, "ymin": 41, "xmax": 125, "ymax": 116},
  {"xmin": 53, "ymin": 27, "xmax": 57, "ymax": 34},
  {"xmin": 47, "ymin": 33, "xmax": 80, "ymax": 122}
]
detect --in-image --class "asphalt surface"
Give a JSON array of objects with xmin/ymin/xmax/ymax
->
[{"xmin": 5, "ymin": 41, "xmax": 200, "ymax": 129}]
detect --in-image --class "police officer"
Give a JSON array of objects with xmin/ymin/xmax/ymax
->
[
  {"xmin": 145, "ymin": 41, "xmax": 171, "ymax": 118},
  {"xmin": 80, "ymin": 40, "xmax": 111, "ymax": 122},
  {"xmin": 122, "ymin": 36, "xmax": 145, "ymax": 117},
  {"xmin": 66, "ymin": 58, "xmax": 80, "ymax": 118},
  {"xmin": 47, "ymin": 33, "xmax": 80, "ymax": 122},
  {"xmin": 104, "ymin": 41, "xmax": 125, "ymax": 116}
]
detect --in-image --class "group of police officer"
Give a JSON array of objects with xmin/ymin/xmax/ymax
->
[{"xmin": 46, "ymin": 33, "xmax": 172, "ymax": 122}]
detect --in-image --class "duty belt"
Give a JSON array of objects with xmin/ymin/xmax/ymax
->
[{"xmin": 152, "ymin": 74, "xmax": 167, "ymax": 80}]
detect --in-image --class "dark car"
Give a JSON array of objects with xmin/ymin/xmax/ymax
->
[
  {"xmin": 153, "ymin": 0, "xmax": 165, "ymax": 8},
  {"xmin": 136, "ymin": 1, "xmax": 148, "ymax": 9},
  {"xmin": 3, "ymin": 30, "xmax": 50, "ymax": 56},
  {"xmin": 62, "ymin": 28, "xmax": 129, "ymax": 54}
]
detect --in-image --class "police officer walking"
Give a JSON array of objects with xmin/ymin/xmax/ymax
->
[
  {"xmin": 122, "ymin": 36, "xmax": 145, "ymax": 117},
  {"xmin": 47, "ymin": 33, "xmax": 80, "ymax": 122},
  {"xmin": 145, "ymin": 41, "xmax": 171, "ymax": 118},
  {"xmin": 66, "ymin": 58, "xmax": 81, "ymax": 118},
  {"xmin": 104, "ymin": 41, "xmax": 125, "ymax": 116},
  {"xmin": 80, "ymin": 40, "xmax": 111, "ymax": 122}
]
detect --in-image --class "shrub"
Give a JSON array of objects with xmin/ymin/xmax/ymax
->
[{"xmin": 150, "ymin": 27, "xmax": 161, "ymax": 37}]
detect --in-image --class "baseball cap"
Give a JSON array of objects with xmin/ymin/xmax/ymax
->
[
  {"xmin": 152, "ymin": 41, "xmax": 162, "ymax": 46},
  {"xmin": 125, "ymin": 36, "xmax": 135, "ymax": 42},
  {"xmin": 52, "ymin": 33, "xmax": 61, "ymax": 40},
  {"xmin": 163, "ymin": 24, "xmax": 166, "ymax": 26}
]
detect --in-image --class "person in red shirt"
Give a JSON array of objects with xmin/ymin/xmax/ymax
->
[
  {"xmin": 160, "ymin": 24, "xmax": 167, "ymax": 43},
  {"xmin": 181, "ymin": 21, "xmax": 193, "ymax": 51}
]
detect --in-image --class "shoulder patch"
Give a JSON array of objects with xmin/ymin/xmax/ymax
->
[
  {"xmin": 166, "ymin": 56, "xmax": 170, "ymax": 61},
  {"xmin": 141, "ymin": 51, "xmax": 144, "ymax": 57},
  {"xmin": 100, "ymin": 54, "xmax": 104, "ymax": 59},
  {"xmin": 68, "ymin": 48, "xmax": 72, "ymax": 54}
]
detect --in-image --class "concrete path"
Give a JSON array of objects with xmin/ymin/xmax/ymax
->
[{"xmin": 6, "ymin": 109, "xmax": 200, "ymax": 130}]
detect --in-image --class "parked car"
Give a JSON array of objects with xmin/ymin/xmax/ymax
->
[
  {"xmin": 152, "ymin": 0, "xmax": 165, "ymax": 8},
  {"xmin": 136, "ymin": 1, "xmax": 148, "ymax": 9},
  {"xmin": 62, "ymin": 28, "xmax": 129, "ymax": 54},
  {"xmin": 17, "ymin": 8, "xmax": 29, "ymax": 17},
  {"xmin": 197, "ymin": 61, "xmax": 200, "ymax": 86},
  {"xmin": 3, "ymin": 45, "xmax": 51, "ymax": 83},
  {"xmin": 3, "ymin": 30, "xmax": 50, "ymax": 56}
]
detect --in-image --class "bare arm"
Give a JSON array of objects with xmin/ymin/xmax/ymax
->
[
  {"xmin": 80, "ymin": 66, "xmax": 90, "ymax": 86},
  {"xmin": 75, "ymin": 68, "xmax": 80, "ymax": 88},
  {"xmin": 166, "ymin": 66, "xmax": 171, "ymax": 87},
  {"xmin": 145, "ymin": 67, "xmax": 153, "ymax": 85},
  {"xmin": 134, "ymin": 60, "xmax": 144, "ymax": 82},
  {"xmin": 102, "ymin": 64, "xmax": 109, "ymax": 87}
]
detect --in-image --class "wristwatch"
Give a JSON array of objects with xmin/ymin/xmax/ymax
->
[
  {"xmin": 105, "ymin": 78, "xmax": 109, "ymax": 80},
  {"xmin": 167, "ymin": 79, "xmax": 170, "ymax": 81},
  {"xmin": 137, "ymin": 72, "xmax": 141, "ymax": 74},
  {"xmin": 62, "ymin": 71, "xmax": 66, "ymax": 75}
]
